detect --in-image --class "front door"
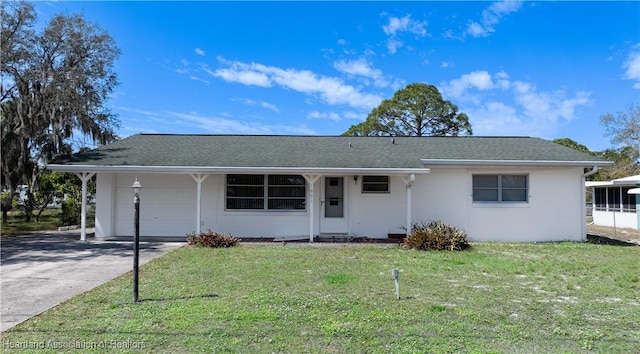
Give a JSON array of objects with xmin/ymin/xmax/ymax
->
[{"xmin": 320, "ymin": 177, "xmax": 348, "ymax": 233}]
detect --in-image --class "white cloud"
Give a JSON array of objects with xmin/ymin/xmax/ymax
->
[
  {"xmin": 209, "ymin": 63, "xmax": 272, "ymax": 87},
  {"xmin": 189, "ymin": 75, "xmax": 209, "ymax": 84},
  {"xmin": 383, "ymin": 16, "xmax": 410, "ymax": 36},
  {"xmin": 232, "ymin": 98, "xmax": 280, "ymax": 112},
  {"xmin": 441, "ymin": 70, "xmax": 495, "ymax": 100},
  {"xmin": 210, "ymin": 57, "xmax": 383, "ymax": 109},
  {"xmin": 194, "ymin": 48, "xmax": 206, "ymax": 56},
  {"xmin": 333, "ymin": 58, "xmax": 391, "ymax": 87},
  {"xmin": 383, "ymin": 15, "xmax": 427, "ymax": 37},
  {"xmin": 512, "ymin": 82, "xmax": 590, "ymax": 121},
  {"xmin": 307, "ymin": 111, "xmax": 341, "ymax": 122},
  {"xmin": 260, "ymin": 101, "xmax": 279, "ymax": 112},
  {"xmin": 622, "ymin": 44, "xmax": 640, "ymax": 89},
  {"xmin": 466, "ymin": 0, "xmax": 523, "ymax": 38},
  {"xmin": 307, "ymin": 110, "xmax": 363, "ymax": 122},
  {"xmin": 466, "ymin": 102, "xmax": 527, "ymax": 136},
  {"xmin": 440, "ymin": 61, "xmax": 452, "ymax": 68},
  {"xmin": 342, "ymin": 111, "xmax": 364, "ymax": 120},
  {"xmin": 118, "ymin": 106, "xmax": 161, "ymax": 117},
  {"xmin": 440, "ymin": 70, "xmax": 592, "ymax": 138},
  {"xmin": 169, "ymin": 111, "xmax": 315, "ymax": 135},
  {"xmin": 386, "ymin": 38, "xmax": 404, "ymax": 54},
  {"xmin": 466, "ymin": 22, "xmax": 486, "ymax": 38},
  {"xmin": 334, "ymin": 58, "xmax": 380, "ymax": 78},
  {"xmin": 495, "ymin": 71, "xmax": 511, "ymax": 89},
  {"xmin": 382, "ymin": 14, "xmax": 428, "ymax": 54}
]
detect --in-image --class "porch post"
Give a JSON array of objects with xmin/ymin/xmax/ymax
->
[
  {"xmin": 304, "ymin": 175, "xmax": 321, "ymax": 242},
  {"xmin": 635, "ymin": 184, "xmax": 640, "ymax": 230},
  {"xmin": 75, "ymin": 172, "xmax": 96, "ymax": 241},
  {"xmin": 190, "ymin": 174, "xmax": 209, "ymax": 235},
  {"xmin": 403, "ymin": 174, "xmax": 416, "ymax": 237}
]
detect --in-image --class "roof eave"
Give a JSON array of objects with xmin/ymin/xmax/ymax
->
[
  {"xmin": 420, "ymin": 159, "xmax": 614, "ymax": 167},
  {"xmin": 47, "ymin": 164, "xmax": 431, "ymax": 175},
  {"xmin": 585, "ymin": 181, "xmax": 614, "ymax": 187}
]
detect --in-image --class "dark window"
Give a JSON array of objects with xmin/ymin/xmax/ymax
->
[
  {"xmin": 226, "ymin": 174, "xmax": 306, "ymax": 210},
  {"xmin": 267, "ymin": 175, "xmax": 306, "ymax": 210},
  {"xmin": 226, "ymin": 175, "xmax": 264, "ymax": 210},
  {"xmin": 473, "ymin": 175, "xmax": 528, "ymax": 202},
  {"xmin": 607, "ymin": 187, "xmax": 621, "ymax": 212},
  {"xmin": 362, "ymin": 176, "xmax": 390, "ymax": 193},
  {"xmin": 594, "ymin": 187, "xmax": 607, "ymax": 211},
  {"xmin": 622, "ymin": 187, "xmax": 637, "ymax": 212}
]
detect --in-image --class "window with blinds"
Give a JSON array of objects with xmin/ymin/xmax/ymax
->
[
  {"xmin": 472, "ymin": 175, "xmax": 528, "ymax": 203},
  {"xmin": 362, "ymin": 176, "xmax": 390, "ymax": 193},
  {"xmin": 226, "ymin": 174, "xmax": 306, "ymax": 210}
]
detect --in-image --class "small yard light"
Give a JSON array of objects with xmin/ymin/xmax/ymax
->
[
  {"xmin": 132, "ymin": 177, "xmax": 142, "ymax": 303},
  {"xmin": 392, "ymin": 268, "xmax": 400, "ymax": 300}
]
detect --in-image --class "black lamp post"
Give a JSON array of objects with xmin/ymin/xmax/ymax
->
[{"xmin": 132, "ymin": 177, "xmax": 142, "ymax": 303}]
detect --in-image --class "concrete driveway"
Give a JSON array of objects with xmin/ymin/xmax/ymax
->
[{"xmin": 0, "ymin": 230, "xmax": 183, "ymax": 332}]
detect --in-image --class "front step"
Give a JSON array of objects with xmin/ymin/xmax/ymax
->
[{"xmin": 315, "ymin": 234, "xmax": 354, "ymax": 243}]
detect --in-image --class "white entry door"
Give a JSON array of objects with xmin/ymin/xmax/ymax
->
[{"xmin": 320, "ymin": 177, "xmax": 348, "ymax": 233}]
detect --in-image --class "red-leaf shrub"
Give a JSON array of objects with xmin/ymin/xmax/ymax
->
[{"xmin": 186, "ymin": 229, "xmax": 239, "ymax": 248}]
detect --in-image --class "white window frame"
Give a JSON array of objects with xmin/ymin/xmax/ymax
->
[
  {"xmin": 361, "ymin": 175, "xmax": 390, "ymax": 194},
  {"xmin": 472, "ymin": 174, "xmax": 528, "ymax": 203},
  {"xmin": 226, "ymin": 174, "xmax": 306, "ymax": 211}
]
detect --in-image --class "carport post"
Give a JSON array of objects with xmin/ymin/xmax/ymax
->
[
  {"xmin": 190, "ymin": 174, "xmax": 209, "ymax": 235},
  {"xmin": 304, "ymin": 175, "xmax": 321, "ymax": 242},
  {"xmin": 76, "ymin": 172, "xmax": 96, "ymax": 241}
]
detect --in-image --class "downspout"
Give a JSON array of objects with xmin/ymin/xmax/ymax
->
[
  {"xmin": 405, "ymin": 174, "xmax": 416, "ymax": 238},
  {"xmin": 581, "ymin": 166, "xmax": 599, "ymax": 241}
]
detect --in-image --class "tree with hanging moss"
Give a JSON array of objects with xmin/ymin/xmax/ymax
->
[{"xmin": 1, "ymin": 0, "xmax": 120, "ymax": 221}]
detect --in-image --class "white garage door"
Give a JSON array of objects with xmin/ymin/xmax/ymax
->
[{"xmin": 113, "ymin": 174, "xmax": 197, "ymax": 237}]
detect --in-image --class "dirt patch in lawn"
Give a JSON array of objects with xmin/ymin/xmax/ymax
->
[{"xmin": 587, "ymin": 224, "xmax": 640, "ymax": 246}]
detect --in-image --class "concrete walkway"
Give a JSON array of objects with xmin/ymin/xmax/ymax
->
[{"xmin": 0, "ymin": 230, "xmax": 183, "ymax": 332}]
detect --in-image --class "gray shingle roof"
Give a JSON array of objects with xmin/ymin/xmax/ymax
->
[{"xmin": 52, "ymin": 134, "xmax": 610, "ymax": 170}]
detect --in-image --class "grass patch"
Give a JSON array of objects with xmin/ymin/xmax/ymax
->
[
  {"xmin": 323, "ymin": 272, "xmax": 356, "ymax": 285},
  {"xmin": 2, "ymin": 243, "xmax": 639, "ymax": 352},
  {"xmin": 0, "ymin": 207, "xmax": 94, "ymax": 237}
]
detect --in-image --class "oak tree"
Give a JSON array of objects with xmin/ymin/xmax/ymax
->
[{"xmin": 1, "ymin": 0, "xmax": 120, "ymax": 220}]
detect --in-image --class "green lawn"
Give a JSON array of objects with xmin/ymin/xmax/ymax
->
[
  {"xmin": 2, "ymin": 243, "xmax": 639, "ymax": 353},
  {"xmin": 0, "ymin": 207, "xmax": 94, "ymax": 237}
]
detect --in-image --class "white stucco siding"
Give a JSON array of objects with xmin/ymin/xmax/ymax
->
[
  {"xmin": 409, "ymin": 167, "xmax": 584, "ymax": 242},
  {"xmin": 411, "ymin": 170, "xmax": 469, "ymax": 230},
  {"xmin": 93, "ymin": 167, "xmax": 586, "ymax": 241},
  {"xmin": 348, "ymin": 176, "xmax": 407, "ymax": 237},
  {"xmin": 95, "ymin": 173, "xmax": 115, "ymax": 238},
  {"xmin": 466, "ymin": 167, "xmax": 584, "ymax": 242},
  {"xmin": 111, "ymin": 174, "xmax": 197, "ymax": 237},
  {"xmin": 592, "ymin": 210, "xmax": 638, "ymax": 229}
]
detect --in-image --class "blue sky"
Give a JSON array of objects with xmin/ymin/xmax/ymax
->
[{"xmin": 34, "ymin": 1, "xmax": 640, "ymax": 152}]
